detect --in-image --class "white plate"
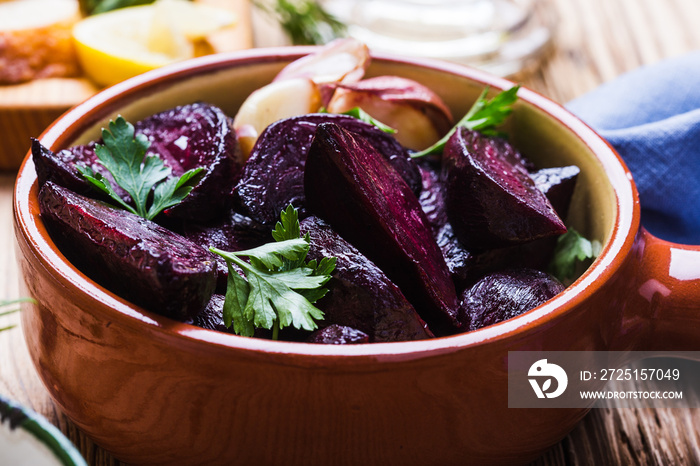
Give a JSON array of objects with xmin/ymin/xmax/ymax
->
[{"xmin": 0, "ymin": 396, "xmax": 86, "ymax": 466}]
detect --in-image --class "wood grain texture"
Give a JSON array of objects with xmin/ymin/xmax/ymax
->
[{"xmin": 2, "ymin": 0, "xmax": 700, "ymax": 464}]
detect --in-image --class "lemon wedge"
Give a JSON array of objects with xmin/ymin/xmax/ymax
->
[{"xmin": 73, "ymin": 0, "xmax": 235, "ymax": 87}]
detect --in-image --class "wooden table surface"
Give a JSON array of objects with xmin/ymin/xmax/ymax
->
[{"xmin": 2, "ymin": 0, "xmax": 700, "ymax": 464}]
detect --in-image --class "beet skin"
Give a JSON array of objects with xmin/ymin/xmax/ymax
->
[
  {"xmin": 300, "ymin": 216, "xmax": 433, "ymax": 342},
  {"xmin": 531, "ymin": 165, "xmax": 580, "ymax": 220},
  {"xmin": 39, "ymin": 181, "xmax": 216, "ymax": 320},
  {"xmin": 304, "ymin": 123, "xmax": 460, "ymax": 333},
  {"xmin": 443, "ymin": 128, "xmax": 566, "ymax": 251},
  {"xmin": 32, "ymin": 102, "xmax": 242, "ymax": 223},
  {"xmin": 235, "ymin": 113, "xmax": 421, "ymax": 225},
  {"xmin": 459, "ymin": 268, "xmax": 564, "ymax": 331},
  {"xmin": 307, "ymin": 324, "xmax": 370, "ymax": 344}
]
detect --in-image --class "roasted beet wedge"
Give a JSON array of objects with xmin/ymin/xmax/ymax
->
[
  {"xmin": 305, "ymin": 123, "xmax": 460, "ymax": 333},
  {"xmin": 419, "ymin": 164, "xmax": 476, "ymax": 288},
  {"xmin": 459, "ymin": 268, "xmax": 564, "ymax": 331},
  {"xmin": 418, "ymin": 162, "xmax": 447, "ymax": 234},
  {"xmin": 443, "ymin": 128, "xmax": 566, "ymax": 251},
  {"xmin": 436, "ymin": 223, "xmax": 480, "ymax": 291},
  {"xmin": 32, "ymin": 102, "xmax": 241, "ymax": 223},
  {"xmin": 39, "ymin": 182, "xmax": 217, "ymax": 320},
  {"xmin": 307, "ymin": 324, "xmax": 370, "ymax": 344},
  {"xmin": 31, "ymin": 138, "xmax": 131, "ymax": 203},
  {"xmin": 344, "ymin": 156, "xmax": 576, "ymax": 291},
  {"xmin": 300, "ymin": 216, "xmax": 432, "ymax": 342},
  {"xmin": 419, "ymin": 163, "xmax": 548, "ymax": 291},
  {"xmin": 133, "ymin": 102, "xmax": 242, "ymax": 221},
  {"xmin": 235, "ymin": 113, "xmax": 421, "ymax": 225},
  {"xmin": 531, "ymin": 165, "xmax": 580, "ymax": 220},
  {"xmin": 182, "ymin": 212, "xmax": 270, "ymax": 292}
]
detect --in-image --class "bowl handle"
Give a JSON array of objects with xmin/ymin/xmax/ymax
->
[{"xmin": 630, "ymin": 228, "xmax": 700, "ymax": 351}]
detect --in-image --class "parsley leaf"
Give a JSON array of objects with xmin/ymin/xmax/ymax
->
[
  {"xmin": 319, "ymin": 106, "xmax": 396, "ymax": 134},
  {"xmin": 272, "ymin": 204, "xmax": 304, "ymax": 242},
  {"xmin": 272, "ymin": 204, "xmax": 309, "ymax": 270},
  {"xmin": 223, "ymin": 264, "xmax": 254, "ymax": 337},
  {"xmin": 411, "ymin": 85, "xmax": 520, "ymax": 158},
  {"xmin": 548, "ymin": 229, "xmax": 602, "ymax": 283},
  {"xmin": 77, "ymin": 116, "xmax": 204, "ymax": 220},
  {"xmin": 211, "ymin": 205, "xmax": 336, "ymax": 338}
]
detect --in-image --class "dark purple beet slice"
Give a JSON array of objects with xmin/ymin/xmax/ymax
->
[
  {"xmin": 39, "ymin": 181, "xmax": 216, "ymax": 320},
  {"xmin": 438, "ymin": 222, "xmax": 576, "ymax": 291},
  {"xmin": 133, "ymin": 102, "xmax": 242, "ymax": 221},
  {"xmin": 499, "ymin": 166, "xmax": 581, "ymax": 271},
  {"xmin": 32, "ymin": 102, "xmax": 241, "ymax": 223},
  {"xmin": 305, "ymin": 123, "xmax": 460, "ymax": 333},
  {"xmin": 491, "ymin": 135, "xmax": 536, "ymax": 172},
  {"xmin": 418, "ymin": 162, "xmax": 447, "ymax": 235},
  {"xmin": 182, "ymin": 212, "xmax": 270, "ymax": 292},
  {"xmin": 443, "ymin": 128, "xmax": 566, "ymax": 251},
  {"xmin": 531, "ymin": 165, "xmax": 580, "ymax": 220},
  {"xmin": 436, "ymin": 223, "xmax": 477, "ymax": 291},
  {"xmin": 235, "ymin": 113, "xmax": 421, "ymax": 225},
  {"xmin": 186, "ymin": 294, "xmax": 273, "ymax": 338},
  {"xmin": 459, "ymin": 268, "xmax": 564, "ymax": 331},
  {"xmin": 419, "ymin": 163, "xmax": 474, "ymax": 289},
  {"xmin": 185, "ymin": 294, "xmax": 233, "ymax": 333},
  {"xmin": 419, "ymin": 163, "xmax": 513, "ymax": 291},
  {"xmin": 307, "ymin": 324, "xmax": 370, "ymax": 344},
  {"xmin": 419, "ymin": 162, "xmax": 550, "ymax": 291},
  {"xmin": 300, "ymin": 216, "xmax": 433, "ymax": 342},
  {"xmin": 31, "ymin": 138, "xmax": 131, "ymax": 203}
]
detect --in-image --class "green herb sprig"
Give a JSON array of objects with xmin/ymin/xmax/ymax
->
[
  {"xmin": 77, "ymin": 116, "xmax": 204, "ymax": 221},
  {"xmin": 254, "ymin": 0, "xmax": 347, "ymax": 45},
  {"xmin": 211, "ymin": 205, "xmax": 336, "ymax": 339},
  {"xmin": 549, "ymin": 229, "xmax": 601, "ymax": 284},
  {"xmin": 79, "ymin": 0, "xmax": 156, "ymax": 15},
  {"xmin": 0, "ymin": 298, "xmax": 35, "ymax": 333},
  {"xmin": 411, "ymin": 85, "xmax": 520, "ymax": 158},
  {"xmin": 338, "ymin": 107, "xmax": 397, "ymax": 134}
]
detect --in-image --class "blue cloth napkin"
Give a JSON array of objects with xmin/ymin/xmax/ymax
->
[{"xmin": 566, "ymin": 51, "xmax": 700, "ymax": 245}]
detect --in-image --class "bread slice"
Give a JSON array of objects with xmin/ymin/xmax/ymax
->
[{"xmin": 0, "ymin": 0, "xmax": 81, "ymax": 84}]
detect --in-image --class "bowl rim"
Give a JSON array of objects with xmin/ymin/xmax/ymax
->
[{"xmin": 13, "ymin": 47, "xmax": 639, "ymax": 361}]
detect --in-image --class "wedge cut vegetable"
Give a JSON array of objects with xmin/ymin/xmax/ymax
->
[
  {"xmin": 459, "ymin": 268, "xmax": 564, "ymax": 331},
  {"xmin": 443, "ymin": 128, "xmax": 567, "ymax": 251},
  {"xmin": 301, "ymin": 216, "xmax": 433, "ymax": 342},
  {"xmin": 72, "ymin": 0, "xmax": 236, "ymax": 86},
  {"xmin": 39, "ymin": 181, "xmax": 216, "ymax": 320},
  {"xmin": 235, "ymin": 113, "xmax": 421, "ymax": 226},
  {"xmin": 305, "ymin": 123, "xmax": 460, "ymax": 333}
]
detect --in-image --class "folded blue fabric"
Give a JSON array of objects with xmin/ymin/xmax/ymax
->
[{"xmin": 566, "ymin": 51, "xmax": 700, "ymax": 244}]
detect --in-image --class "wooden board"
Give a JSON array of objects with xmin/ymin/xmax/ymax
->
[{"xmin": 0, "ymin": 0, "xmax": 253, "ymax": 171}]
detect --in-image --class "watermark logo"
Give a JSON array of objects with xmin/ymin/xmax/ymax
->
[
  {"xmin": 509, "ymin": 351, "xmax": 692, "ymax": 408},
  {"xmin": 528, "ymin": 359, "xmax": 568, "ymax": 399}
]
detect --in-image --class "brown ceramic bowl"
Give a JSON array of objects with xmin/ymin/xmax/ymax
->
[{"xmin": 14, "ymin": 48, "xmax": 700, "ymax": 465}]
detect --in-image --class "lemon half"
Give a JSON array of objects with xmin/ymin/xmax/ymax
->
[{"xmin": 73, "ymin": 0, "xmax": 235, "ymax": 87}]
